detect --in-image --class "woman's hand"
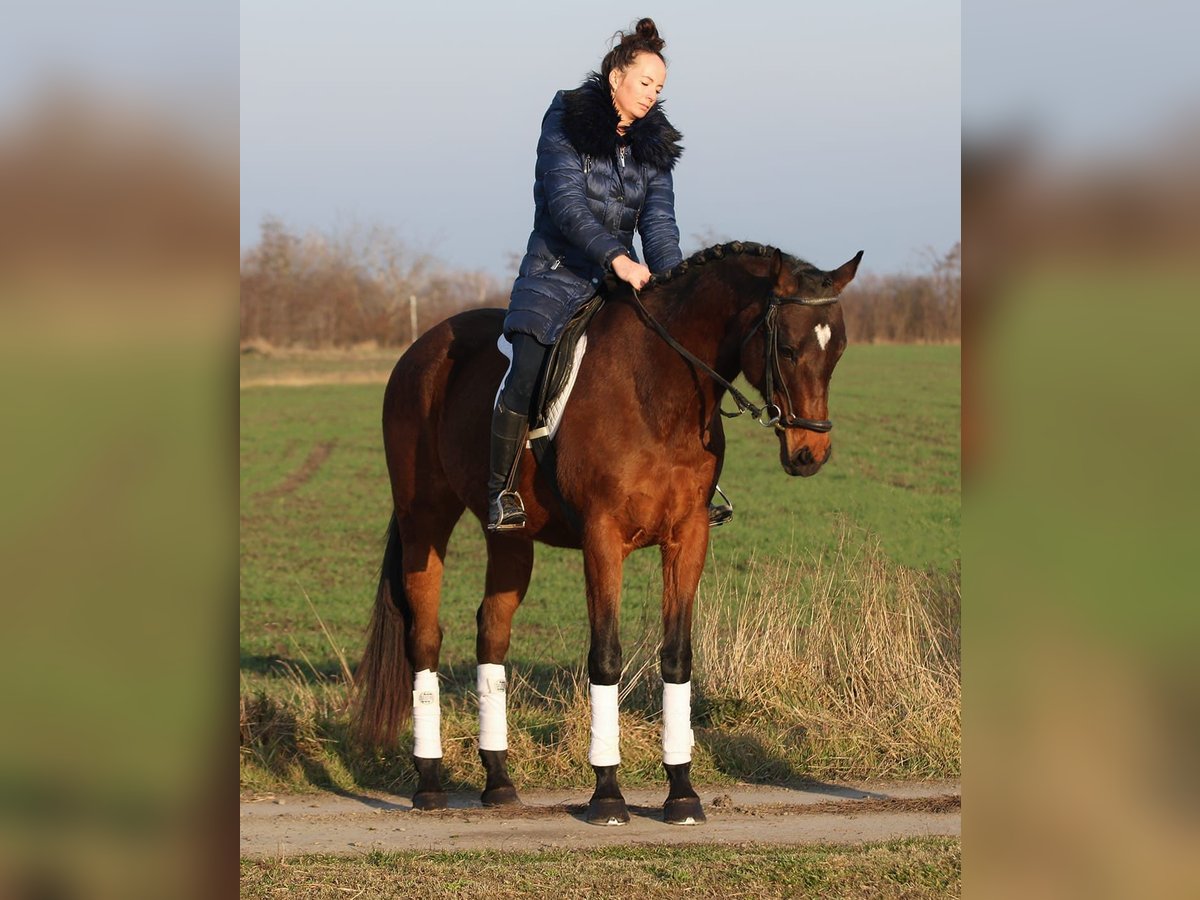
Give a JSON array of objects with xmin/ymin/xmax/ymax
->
[{"xmin": 612, "ymin": 255, "xmax": 652, "ymax": 290}]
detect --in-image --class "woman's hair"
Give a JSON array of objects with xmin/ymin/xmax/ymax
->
[{"xmin": 600, "ymin": 17, "xmax": 667, "ymax": 83}]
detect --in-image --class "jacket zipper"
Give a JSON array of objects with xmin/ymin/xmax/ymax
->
[
  {"xmin": 618, "ymin": 145, "xmax": 626, "ymax": 168},
  {"xmin": 582, "ymin": 154, "xmax": 592, "ymax": 174}
]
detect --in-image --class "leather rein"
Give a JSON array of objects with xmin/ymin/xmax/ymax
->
[{"xmin": 629, "ymin": 287, "xmax": 839, "ymax": 434}]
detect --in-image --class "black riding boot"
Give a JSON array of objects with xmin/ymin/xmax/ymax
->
[{"xmin": 487, "ymin": 398, "xmax": 529, "ymax": 531}]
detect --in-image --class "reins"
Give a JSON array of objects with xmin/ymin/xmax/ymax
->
[{"xmin": 629, "ymin": 285, "xmax": 838, "ymax": 434}]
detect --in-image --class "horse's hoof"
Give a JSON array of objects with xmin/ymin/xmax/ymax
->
[
  {"xmin": 664, "ymin": 796, "xmax": 706, "ymax": 825},
  {"xmin": 411, "ymin": 790, "xmax": 448, "ymax": 811},
  {"xmin": 585, "ymin": 796, "xmax": 630, "ymax": 826},
  {"xmin": 481, "ymin": 785, "xmax": 521, "ymax": 807}
]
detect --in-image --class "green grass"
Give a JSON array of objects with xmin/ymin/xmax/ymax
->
[
  {"xmin": 240, "ymin": 344, "xmax": 958, "ymax": 678},
  {"xmin": 240, "ymin": 838, "xmax": 961, "ymax": 899},
  {"xmin": 240, "ymin": 343, "xmax": 960, "ymax": 792}
]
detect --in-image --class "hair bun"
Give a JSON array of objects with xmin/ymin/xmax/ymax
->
[
  {"xmin": 600, "ymin": 17, "xmax": 668, "ymax": 82},
  {"xmin": 633, "ymin": 17, "xmax": 664, "ymax": 52}
]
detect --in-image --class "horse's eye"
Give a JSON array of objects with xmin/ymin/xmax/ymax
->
[{"xmin": 778, "ymin": 346, "xmax": 798, "ymax": 362}]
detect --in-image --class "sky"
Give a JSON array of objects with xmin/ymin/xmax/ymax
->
[
  {"xmin": 241, "ymin": 1, "xmax": 961, "ymax": 279},
  {"xmin": 962, "ymin": 0, "xmax": 1200, "ymax": 159}
]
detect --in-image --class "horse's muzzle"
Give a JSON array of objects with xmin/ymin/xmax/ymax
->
[{"xmin": 781, "ymin": 441, "xmax": 831, "ymax": 477}]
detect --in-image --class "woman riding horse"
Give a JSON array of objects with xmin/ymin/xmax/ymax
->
[
  {"xmin": 355, "ymin": 12, "xmax": 865, "ymax": 826},
  {"xmin": 490, "ymin": 17, "xmax": 729, "ymax": 530}
]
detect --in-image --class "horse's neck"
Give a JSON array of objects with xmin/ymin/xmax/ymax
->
[
  {"xmin": 641, "ymin": 263, "xmax": 761, "ymax": 375},
  {"xmin": 628, "ymin": 262, "xmax": 764, "ymax": 418}
]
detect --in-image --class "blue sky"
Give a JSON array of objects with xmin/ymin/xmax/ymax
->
[{"xmin": 241, "ymin": 2, "xmax": 961, "ymax": 278}]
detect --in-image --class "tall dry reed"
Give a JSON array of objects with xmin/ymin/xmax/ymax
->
[{"xmin": 694, "ymin": 534, "xmax": 960, "ymax": 779}]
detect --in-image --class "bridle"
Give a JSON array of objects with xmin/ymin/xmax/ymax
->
[
  {"xmin": 742, "ymin": 292, "xmax": 839, "ymax": 433},
  {"xmin": 629, "ymin": 287, "xmax": 840, "ymax": 434}
]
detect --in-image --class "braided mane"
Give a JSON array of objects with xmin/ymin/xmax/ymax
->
[{"xmin": 650, "ymin": 241, "xmax": 812, "ymax": 288}]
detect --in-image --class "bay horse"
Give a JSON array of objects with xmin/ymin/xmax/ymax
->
[{"xmin": 354, "ymin": 241, "xmax": 862, "ymax": 825}]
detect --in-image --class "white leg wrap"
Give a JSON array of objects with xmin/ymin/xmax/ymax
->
[
  {"xmin": 411, "ymin": 669, "xmax": 442, "ymax": 758},
  {"xmin": 588, "ymin": 682, "xmax": 621, "ymax": 767},
  {"xmin": 662, "ymin": 680, "xmax": 695, "ymax": 765},
  {"xmin": 477, "ymin": 663, "xmax": 508, "ymax": 752}
]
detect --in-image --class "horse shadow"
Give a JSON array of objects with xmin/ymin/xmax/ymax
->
[
  {"xmin": 695, "ymin": 728, "xmax": 885, "ymax": 800},
  {"xmin": 431, "ymin": 659, "xmax": 871, "ymax": 800},
  {"xmin": 243, "ymin": 656, "xmax": 876, "ymax": 809}
]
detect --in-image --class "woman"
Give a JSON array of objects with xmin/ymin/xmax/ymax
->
[{"xmin": 488, "ymin": 17, "xmax": 685, "ymax": 531}]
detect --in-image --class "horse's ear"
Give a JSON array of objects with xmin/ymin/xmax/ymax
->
[
  {"xmin": 768, "ymin": 248, "xmax": 796, "ymax": 294},
  {"xmin": 831, "ymin": 250, "xmax": 864, "ymax": 292},
  {"xmin": 769, "ymin": 248, "xmax": 784, "ymax": 280}
]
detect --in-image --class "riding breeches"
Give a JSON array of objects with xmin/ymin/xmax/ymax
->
[{"xmin": 499, "ymin": 333, "xmax": 551, "ymax": 417}]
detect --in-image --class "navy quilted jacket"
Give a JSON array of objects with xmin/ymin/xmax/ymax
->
[{"xmin": 504, "ymin": 73, "xmax": 684, "ymax": 343}]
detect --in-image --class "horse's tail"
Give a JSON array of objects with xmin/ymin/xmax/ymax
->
[{"xmin": 352, "ymin": 511, "xmax": 413, "ymax": 747}]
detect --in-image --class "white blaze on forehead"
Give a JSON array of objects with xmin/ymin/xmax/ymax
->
[{"xmin": 815, "ymin": 324, "xmax": 833, "ymax": 350}]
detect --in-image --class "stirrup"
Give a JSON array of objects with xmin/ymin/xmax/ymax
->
[
  {"xmin": 708, "ymin": 484, "xmax": 733, "ymax": 528},
  {"xmin": 487, "ymin": 490, "xmax": 527, "ymax": 532},
  {"xmin": 708, "ymin": 504, "xmax": 733, "ymax": 528}
]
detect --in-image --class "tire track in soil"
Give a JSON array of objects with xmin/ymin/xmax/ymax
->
[{"xmin": 258, "ymin": 440, "xmax": 336, "ymax": 500}]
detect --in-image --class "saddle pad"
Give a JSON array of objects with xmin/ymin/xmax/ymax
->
[{"xmin": 494, "ymin": 335, "xmax": 588, "ymax": 444}]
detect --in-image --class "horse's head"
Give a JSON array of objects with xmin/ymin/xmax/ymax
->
[{"xmin": 740, "ymin": 249, "xmax": 863, "ymax": 477}]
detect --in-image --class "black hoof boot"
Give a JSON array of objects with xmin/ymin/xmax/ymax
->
[
  {"xmin": 663, "ymin": 762, "xmax": 706, "ymax": 825},
  {"xmin": 479, "ymin": 749, "xmax": 521, "ymax": 807},
  {"xmin": 586, "ymin": 796, "xmax": 630, "ymax": 826},
  {"xmin": 411, "ymin": 756, "xmax": 448, "ymax": 811},
  {"xmin": 586, "ymin": 764, "xmax": 629, "ymax": 826}
]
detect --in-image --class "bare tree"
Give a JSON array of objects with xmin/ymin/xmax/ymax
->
[{"xmin": 240, "ymin": 219, "xmax": 505, "ymax": 348}]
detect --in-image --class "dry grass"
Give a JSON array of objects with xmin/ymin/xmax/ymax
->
[
  {"xmin": 239, "ymin": 338, "xmax": 400, "ymax": 358},
  {"xmin": 240, "ymin": 532, "xmax": 960, "ymax": 794},
  {"xmin": 238, "ymin": 339, "xmax": 402, "ymax": 387},
  {"xmin": 694, "ymin": 534, "xmax": 960, "ymax": 780}
]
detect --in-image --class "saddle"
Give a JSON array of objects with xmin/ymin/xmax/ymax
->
[
  {"xmin": 525, "ymin": 293, "xmax": 605, "ymax": 444},
  {"xmin": 500, "ymin": 289, "xmax": 732, "ymax": 532}
]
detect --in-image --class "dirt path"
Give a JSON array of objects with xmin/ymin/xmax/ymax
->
[{"xmin": 240, "ymin": 781, "xmax": 959, "ymax": 857}]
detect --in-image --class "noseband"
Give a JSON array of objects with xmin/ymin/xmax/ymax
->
[
  {"xmin": 746, "ymin": 293, "xmax": 839, "ymax": 434},
  {"xmin": 629, "ymin": 287, "xmax": 840, "ymax": 434}
]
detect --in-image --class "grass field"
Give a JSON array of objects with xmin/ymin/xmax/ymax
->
[
  {"xmin": 240, "ymin": 342, "xmax": 959, "ymax": 793},
  {"xmin": 240, "ymin": 838, "xmax": 961, "ymax": 899}
]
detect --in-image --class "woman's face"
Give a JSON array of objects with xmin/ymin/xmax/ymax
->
[{"xmin": 609, "ymin": 52, "xmax": 667, "ymax": 126}]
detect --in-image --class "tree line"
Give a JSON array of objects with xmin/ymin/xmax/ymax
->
[
  {"xmin": 240, "ymin": 220, "xmax": 959, "ymax": 348},
  {"xmin": 839, "ymin": 242, "xmax": 960, "ymax": 343}
]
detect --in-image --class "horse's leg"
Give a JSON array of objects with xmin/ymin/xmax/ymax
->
[
  {"xmin": 399, "ymin": 506, "xmax": 460, "ymax": 811},
  {"xmin": 475, "ymin": 532, "xmax": 534, "ymax": 807},
  {"xmin": 659, "ymin": 510, "xmax": 710, "ymax": 825},
  {"xmin": 583, "ymin": 517, "xmax": 630, "ymax": 825}
]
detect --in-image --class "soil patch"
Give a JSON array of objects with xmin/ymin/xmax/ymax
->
[
  {"xmin": 259, "ymin": 440, "xmax": 336, "ymax": 499},
  {"xmin": 241, "ymin": 781, "xmax": 960, "ymax": 858}
]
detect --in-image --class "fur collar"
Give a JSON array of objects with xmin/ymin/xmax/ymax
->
[{"xmin": 561, "ymin": 72, "xmax": 683, "ymax": 171}]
